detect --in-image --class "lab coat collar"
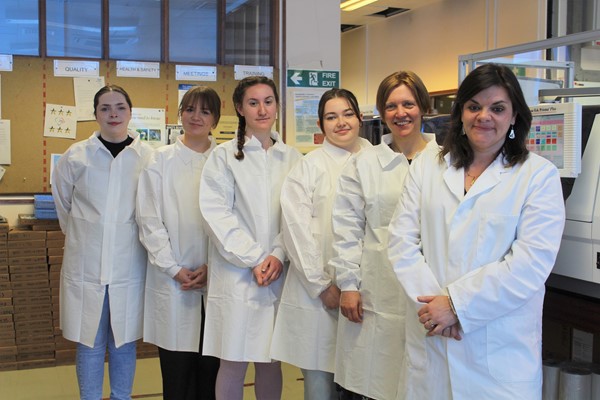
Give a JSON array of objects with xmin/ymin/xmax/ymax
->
[
  {"xmin": 322, "ymin": 137, "xmax": 371, "ymax": 164},
  {"xmin": 174, "ymin": 135, "xmax": 216, "ymax": 165},
  {"xmin": 376, "ymin": 132, "xmax": 437, "ymax": 169},
  {"xmin": 443, "ymin": 152, "xmax": 510, "ymax": 200},
  {"xmin": 90, "ymin": 130, "xmax": 147, "ymax": 157},
  {"xmin": 244, "ymin": 131, "xmax": 287, "ymax": 153}
]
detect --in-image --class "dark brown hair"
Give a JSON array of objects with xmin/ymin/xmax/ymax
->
[
  {"xmin": 178, "ymin": 86, "xmax": 222, "ymax": 128},
  {"xmin": 93, "ymin": 85, "xmax": 132, "ymax": 117},
  {"xmin": 232, "ymin": 76, "xmax": 279, "ymax": 160},
  {"xmin": 441, "ymin": 63, "xmax": 531, "ymax": 168},
  {"xmin": 317, "ymin": 88, "xmax": 362, "ymax": 134}
]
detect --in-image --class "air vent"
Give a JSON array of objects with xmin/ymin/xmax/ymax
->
[
  {"xmin": 370, "ymin": 7, "xmax": 409, "ymax": 18},
  {"xmin": 341, "ymin": 24, "xmax": 361, "ymax": 32}
]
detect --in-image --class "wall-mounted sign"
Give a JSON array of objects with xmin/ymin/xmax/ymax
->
[
  {"xmin": 176, "ymin": 65, "xmax": 217, "ymax": 81},
  {"xmin": 234, "ymin": 65, "xmax": 273, "ymax": 80},
  {"xmin": 287, "ymin": 70, "xmax": 339, "ymax": 88},
  {"xmin": 116, "ymin": 61, "xmax": 160, "ymax": 78},
  {"xmin": 0, "ymin": 55, "xmax": 13, "ymax": 71},
  {"xmin": 54, "ymin": 60, "xmax": 100, "ymax": 77}
]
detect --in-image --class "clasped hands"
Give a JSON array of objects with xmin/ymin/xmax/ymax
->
[
  {"xmin": 417, "ymin": 295, "xmax": 462, "ymax": 340},
  {"xmin": 174, "ymin": 264, "xmax": 208, "ymax": 290},
  {"xmin": 253, "ymin": 255, "xmax": 283, "ymax": 286}
]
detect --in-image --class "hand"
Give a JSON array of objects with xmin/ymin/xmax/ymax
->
[
  {"xmin": 319, "ymin": 284, "xmax": 341, "ymax": 310},
  {"xmin": 253, "ymin": 256, "xmax": 283, "ymax": 286},
  {"xmin": 182, "ymin": 264, "xmax": 208, "ymax": 290},
  {"xmin": 340, "ymin": 291, "xmax": 363, "ymax": 323},
  {"xmin": 417, "ymin": 295, "xmax": 460, "ymax": 339},
  {"xmin": 174, "ymin": 267, "xmax": 194, "ymax": 289}
]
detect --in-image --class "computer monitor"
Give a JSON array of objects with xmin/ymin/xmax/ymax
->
[{"xmin": 527, "ymin": 102, "xmax": 582, "ymax": 178}]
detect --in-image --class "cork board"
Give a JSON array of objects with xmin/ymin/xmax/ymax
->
[{"xmin": 0, "ymin": 57, "xmax": 246, "ymax": 194}]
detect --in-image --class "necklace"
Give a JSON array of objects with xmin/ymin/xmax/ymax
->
[{"xmin": 465, "ymin": 170, "xmax": 480, "ymax": 188}]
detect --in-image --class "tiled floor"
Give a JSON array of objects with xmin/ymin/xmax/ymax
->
[{"xmin": 0, "ymin": 358, "xmax": 305, "ymax": 399}]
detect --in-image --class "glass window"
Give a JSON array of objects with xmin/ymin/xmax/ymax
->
[
  {"xmin": 46, "ymin": 0, "xmax": 102, "ymax": 58},
  {"xmin": 0, "ymin": 0, "xmax": 39, "ymax": 56},
  {"xmin": 169, "ymin": 0, "xmax": 218, "ymax": 63},
  {"xmin": 224, "ymin": 0, "xmax": 272, "ymax": 66},
  {"xmin": 109, "ymin": 0, "xmax": 161, "ymax": 61}
]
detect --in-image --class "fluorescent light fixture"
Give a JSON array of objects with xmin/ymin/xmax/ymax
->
[{"xmin": 340, "ymin": 0, "xmax": 379, "ymax": 11}]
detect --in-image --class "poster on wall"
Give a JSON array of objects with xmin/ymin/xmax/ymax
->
[
  {"xmin": 292, "ymin": 90, "xmax": 328, "ymax": 148},
  {"xmin": 129, "ymin": 108, "xmax": 166, "ymax": 149},
  {"xmin": 0, "ymin": 120, "xmax": 10, "ymax": 164},
  {"xmin": 74, "ymin": 77, "xmax": 105, "ymax": 121},
  {"xmin": 43, "ymin": 104, "xmax": 77, "ymax": 139}
]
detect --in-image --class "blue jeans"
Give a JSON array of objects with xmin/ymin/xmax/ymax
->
[
  {"xmin": 76, "ymin": 289, "xmax": 137, "ymax": 400},
  {"xmin": 301, "ymin": 369, "xmax": 338, "ymax": 400}
]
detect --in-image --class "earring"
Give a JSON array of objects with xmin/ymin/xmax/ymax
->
[
  {"xmin": 461, "ymin": 127, "xmax": 466, "ymax": 136},
  {"xmin": 508, "ymin": 125, "xmax": 515, "ymax": 139}
]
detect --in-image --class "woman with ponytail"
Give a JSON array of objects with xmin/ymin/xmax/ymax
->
[{"xmin": 199, "ymin": 76, "xmax": 302, "ymax": 400}]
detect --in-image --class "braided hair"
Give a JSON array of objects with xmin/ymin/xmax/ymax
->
[{"xmin": 232, "ymin": 76, "xmax": 279, "ymax": 160}]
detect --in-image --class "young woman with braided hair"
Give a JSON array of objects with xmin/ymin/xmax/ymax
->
[{"xmin": 199, "ymin": 76, "xmax": 302, "ymax": 400}]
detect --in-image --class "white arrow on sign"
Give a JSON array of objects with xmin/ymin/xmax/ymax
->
[{"xmin": 290, "ymin": 72, "xmax": 303, "ymax": 85}]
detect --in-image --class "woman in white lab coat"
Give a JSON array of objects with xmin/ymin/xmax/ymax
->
[
  {"xmin": 331, "ymin": 71, "xmax": 438, "ymax": 400},
  {"xmin": 388, "ymin": 64, "xmax": 566, "ymax": 399},
  {"xmin": 136, "ymin": 86, "xmax": 221, "ymax": 399},
  {"xmin": 270, "ymin": 88, "xmax": 371, "ymax": 400},
  {"xmin": 52, "ymin": 85, "xmax": 153, "ymax": 400},
  {"xmin": 199, "ymin": 76, "xmax": 302, "ymax": 400}
]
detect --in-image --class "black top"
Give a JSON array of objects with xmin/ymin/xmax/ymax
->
[{"xmin": 98, "ymin": 135, "xmax": 134, "ymax": 158}]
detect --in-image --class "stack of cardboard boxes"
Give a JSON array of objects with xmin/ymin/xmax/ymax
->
[{"xmin": 0, "ymin": 213, "xmax": 157, "ymax": 371}]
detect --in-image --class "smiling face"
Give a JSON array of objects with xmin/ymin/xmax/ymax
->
[
  {"xmin": 461, "ymin": 84, "xmax": 516, "ymax": 156},
  {"xmin": 318, "ymin": 97, "xmax": 361, "ymax": 152},
  {"xmin": 181, "ymin": 100, "xmax": 215, "ymax": 140},
  {"xmin": 236, "ymin": 83, "xmax": 278, "ymax": 136},
  {"xmin": 382, "ymin": 84, "xmax": 423, "ymax": 139},
  {"xmin": 95, "ymin": 91, "xmax": 132, "ymax": 141}
]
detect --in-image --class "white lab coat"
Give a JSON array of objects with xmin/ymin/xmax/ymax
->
[
  {"xmin": 199, "ymin": 132, "xmax": 302, "ymax": 362},
  {"xmin": 331, "ymin": 133, "xmax": 438, "ymax": 400},
  {"xmin": 388, "ymin": 149, "xmax": 565, "ymax": 400},
  {"xmin": 270, "ymin": 138, "xmax": 371, "ymax": 372},
  {"xmin": 136, "ymin": 136, "xmax": 216, "ymax": 352},
  {"xmin": 52, "ymin": 131, "xmax": 153, "ymax": 348}
]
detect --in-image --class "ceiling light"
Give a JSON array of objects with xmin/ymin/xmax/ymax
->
[{"xmin": 340, "ymin": 0, "xmax": 379, "ymax": 12}]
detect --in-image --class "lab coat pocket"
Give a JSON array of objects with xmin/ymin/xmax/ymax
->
[
  {"xmin": 487, "ymin": 314, "xmax": 540, "ymax": 382},
  {"xmin": 477, "ymin": 213, "xmax": 519, "ymax": 264}
]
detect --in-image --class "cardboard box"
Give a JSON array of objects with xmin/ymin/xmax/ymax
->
[
  {"xmin": 0, "ymin": 233, "xmax": 6, "ymax": 240},
  {"xmin": 12, "ymin": 295, "xmax": 51, "ymax": 305},
  {"xmin": 0, "ymin": 274, "xmax": 8, "ymax": 283},
  {"xmin": 46, "ymin": 247, "xmax": 63, "ymax": 256},
  {"xmin": 0, "ymin": 290, "xmax": 13, "ymax": 298},
  {"xmin": 10, "ymin": 271, "xmax": 49, "ymax": 282},
  {"xmin": 8, "ymin": 248, "xmax": 46, "ymax": 257},
  {"xmin": 55, "ymin": 349, "xmax": 76, "ymax": 365},
  {"xmin": 47, "ymin": 256, "xmax": 63, "ymax": 265},
  {"xmin": 17, "ymin": 342, "xmax": 55, "ymax": 354},
  {"xmin": 14, "ymin": 326, "xmax": 54, "ymax": 338},
  {"xmin": 46, "ymin": 239, "xmax": 65, "ymax": 249},
  {"xmin": 10, "ymin": 280, "xmax": 49, "ymax": 290},
  {"xmin": 17, "ymin": 358, "xmax": 55, "ymax": 369},
  {"xmin": 0, "ymin": 361, "xmax": 18, "ymax": 371},
  {"xmin": 0, "ymin": 338, "xmax": 15, "ymax": 347},
  {"xmin": 0, "ymin": 265, "xmax": 7, "ymax": 275},
  {"xmin": 0, "ymin": 354, "xmax": 16, "ymax": 362},
  {"xmin": 15, "ymin": 334, "xmax": 54, "ymax": 346},
  {"xmin": 8, "ymin": 230, "xmax": 47, "ymax": 241},
  {"xmin": 46, "ymin": 231, "xmax": 65, "ymax": 241},
  {"xmin": 0, "ymin": 314, "xmax": 13, "ymax": 325},
  {"xmin": 15, "ymin": 319, "xmax": 53, "ymax": 332},
  {"xmin": 0, "ymin": 306, "xmax": 14, "ymax": 316},
  {"xmin": 9, "ymin": 263, "xmax": 48, "ymax": 275},
  {"xmin": 7, "ymin": 240, "xmax": 46, "ymax": 249},
  {"xmin": 0, "ymin": 345, "xmax": 17, "ymax": 356},
  {"xmin": 31, "ymin": 224, "xmax": 61, "ymax": 231},
  {"xmin": 17, "ymin": 351, "xmax": 55, "ymax": 361},
  {"xmin": 0, "ymin": 249, "xmax": 6, "ymax": 257},
  {"xmin": 0, "ymin": 281, "xmax": 10, "ymax": 291},
  {"xmin": 8, "ymin": 255, "xmax": 47, "ymax": 265},
  {"xmin": 49, "ymin": 264, "xmax": 61, "ymax": 273},
  {"xmin": 0, "ymin": 298, "xmax": 12, "ymax": 307},
  {"xmin": 0, "ymin": 322, "xmax": 14, "ymax": 332},
  {"xmin": 0, "ymin": 330, "xmax": 15, "ymax": 340},
  {"xmin": 13, "ymin": 311, "xmax": 52, "ymax": 323},
  {"xmin": 13, "ymin": 303, "xmax": 51, "ymax": 314}
]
